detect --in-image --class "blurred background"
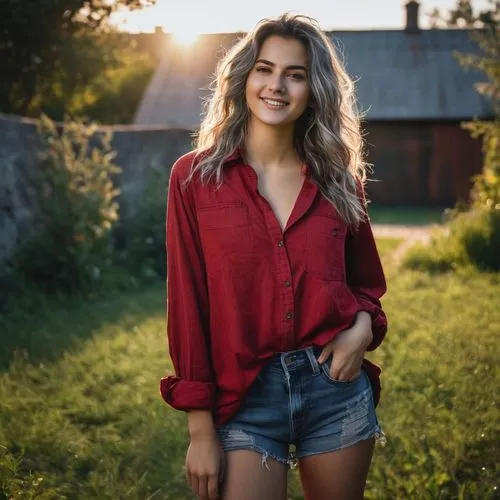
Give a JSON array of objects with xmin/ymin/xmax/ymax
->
[{"xmin": 0, "ymin": 1, "xmax": 498, "ymax": 498}]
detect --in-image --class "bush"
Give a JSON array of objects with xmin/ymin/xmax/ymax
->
[
  {"xmin": 113, "ymin": 167, "xmax": 168, "ymax": 281},
  {"xmin": 403, "ymin": 209, "xmax": 500, "ymax": 272},
  {"xmin": 454, "ymin": 209, "xmax": 500, "ymax": 270},
  {"xmin": 9, "ymin": 115, "xmax": 121, "ymax": 294}
]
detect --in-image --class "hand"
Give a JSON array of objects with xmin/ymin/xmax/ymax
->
[
  {"xmin": 317, "ymin": 311, "xmax": 373, "ymax": 382},
  {"xmin": 185, "ymin": 430, "xmax": 225, "ymax": 500}
]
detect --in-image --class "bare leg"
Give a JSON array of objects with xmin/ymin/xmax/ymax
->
[
  {"xmin": 298, "ymin": 437, "xmax": 375, "ymax": 500},
  {"xmin": 220, "ymin": 450, "xmax": 288, "ymax": 500}
]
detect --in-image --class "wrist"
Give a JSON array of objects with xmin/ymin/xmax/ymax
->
[
  {"xmin": 355, "ymin": 311, "xmax": 373, "ymax": 348},
  {"xmin": 187, "ymin": 410, "xmax": 216, "ymax": 439}
]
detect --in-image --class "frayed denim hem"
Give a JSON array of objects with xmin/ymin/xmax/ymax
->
[
  {"xmin": 217, "ymin": 428, "xmax": 294, "ymax": 469},
  {"xmin": 295, "ymin": 425, "xmax": 388, "ymax": 461}
]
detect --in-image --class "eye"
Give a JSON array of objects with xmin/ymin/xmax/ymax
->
[
  {"xmin": 289, "ymin": 73, "xmax": 306, "ymax": 81},
  {"xmin": 255, "ymin": 66, "xmax": 272, "ymax": 73}
]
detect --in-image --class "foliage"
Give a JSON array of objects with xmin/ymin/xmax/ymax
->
[
  {"xmin": 9, "ymin": 115, "xmax": 121, "ymax": 295},
  {"xmin": 0, "ymin": 246, "xmax": 499, "ymax": 499},
  {"xmin": 72, "ymin": 37, "xmax": 155, "ymax": 124},
  {"xmin": 429, "ymin": 0, "xmax": 499, "ymax": 29},
  {"xmin": 454, "ymin": 1, "xmax": 499, "ymax": 213},
  {"xmin": 465, "ymin": 120, "xmax": 500, "ymax": 211},
  {"xmin": 113, "ymin": 167, "xmax": 169, "ymax": 281},
  {"xmin": 0, "ymin": 0, "xmax": 154, "ymax": 117},
  {"xmin": 403, "ymin": 209, "xmax": 500, "ymax": 272},
  {"xmin": 30, "ymin": 31, "xmax": 156, "ymax": 124}
]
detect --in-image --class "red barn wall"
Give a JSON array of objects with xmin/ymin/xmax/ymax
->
[{"xmin": 364, "ymin": 121, "xmax": 483, "ymax": 206}]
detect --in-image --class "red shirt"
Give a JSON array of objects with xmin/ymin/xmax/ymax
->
[{"xmin": 160, "ymin": 149, "xmax": 387, "ymax": 425}]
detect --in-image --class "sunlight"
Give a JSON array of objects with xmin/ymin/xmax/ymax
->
[{"xmin": 172, "ymin": 28, "xmax": 200, "ymax": 47}]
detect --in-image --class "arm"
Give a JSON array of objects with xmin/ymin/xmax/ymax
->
[
  {"xmin": 345, "ymin": 183, "xmax": 388, "ymax": 351},
  {"xmin": 160, "ymin": 159, "xmax": 217, "ymax": 411}
]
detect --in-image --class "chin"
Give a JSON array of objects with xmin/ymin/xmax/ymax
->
[{"xmin": 252, "ymin": 112, "xmax": 296, "ymax": 127}]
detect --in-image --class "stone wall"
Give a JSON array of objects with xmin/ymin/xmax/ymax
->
[{"xmin": 0, "ymin": 113, "xmax": 193, "ymax": 268}]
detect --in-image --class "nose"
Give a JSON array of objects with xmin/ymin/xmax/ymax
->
[{"xmin": 268, "ymin": 73, "xmax": 285, "ymax": 94}]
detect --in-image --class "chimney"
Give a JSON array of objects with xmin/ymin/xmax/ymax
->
[{"xmin": 405, "ymin": 1, "xmax": 421, "ymax": 33}]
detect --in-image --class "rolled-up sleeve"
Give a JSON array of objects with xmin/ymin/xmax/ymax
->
[
  {"xmin": 160, "ymin": 158, "xmax": 216, "ymax": 411},
  {"xmin": 345, "ymin": 183, "xmax": 388, "ymax": 351}
]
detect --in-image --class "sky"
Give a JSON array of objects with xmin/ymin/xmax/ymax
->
[{"xmin": 111, "ymin": 0, "xmax": 490, "ymax": 39}]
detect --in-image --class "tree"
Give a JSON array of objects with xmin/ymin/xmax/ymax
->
[
  {"xmin": 450, "ymin": 1, "xmax": 500, "ymax": 211},
  {"xmin": 428, "ymin": 0, "xmax": 499, "ymax": 28},
  {"xmin": 33, "ymin": 31, "xmax": 155, "ymax": 123},
  {"xmin": 0, "ymin": 0, "xmax": 154, "ymax": 116}
]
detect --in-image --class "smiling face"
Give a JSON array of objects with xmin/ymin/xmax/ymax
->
[{"xmin": 245, "ymin": 35, "xmax": 310, "ymax": 129}]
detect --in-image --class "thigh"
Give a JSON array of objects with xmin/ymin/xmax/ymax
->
[
  {"xmin": 298, "ymin": 437, "xmax": 375, "ymax": 500},
  {"xmin": 221, "ymin": 450, "xmax": 287, "ymax": 500}
]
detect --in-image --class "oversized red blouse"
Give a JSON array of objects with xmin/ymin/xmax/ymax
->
[{"xmin": 160, "ymin": 149, "xmax": 388, "ymax": 426}]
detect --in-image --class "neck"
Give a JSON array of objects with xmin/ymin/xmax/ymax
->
[{"xmin": 244, "ymin": 118, "xmax": 299, "ymax": 171}]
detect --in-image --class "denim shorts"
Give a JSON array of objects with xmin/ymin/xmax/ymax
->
[{"xmin": 216, "ymin": 346, "xmax": 385, "ymax": 467}]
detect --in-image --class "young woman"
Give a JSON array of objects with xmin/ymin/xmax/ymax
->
[{"xmin": 161, "ymin": 13, "xmax": 387, "ymax": 500}]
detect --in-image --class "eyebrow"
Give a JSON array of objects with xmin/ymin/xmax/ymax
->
[{"xmin": 255, "ymin": 59, "xmax": 308, "ymax": 72}]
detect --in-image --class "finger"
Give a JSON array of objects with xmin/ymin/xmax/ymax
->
[
  {"xmin": 331, "ymin": 361, "xmax": 348, "ymax": 381},
  {"xmin": 190, "ymin": 476, "xmax": 198, "ymax": 496},
  {"xmin": 185, "ymin": 466, "xmax": 192, "ymax": 488},
  {"xmin": 198, "ymin": 475, "xmax": 208, "ymax": 498},
  {"xmin": 317, "ymin": 348, "xmax": 331, "ymax": 364},
  {"xmin": 208, "ymin": 473, "xmax": 220, "ymax": 500}
]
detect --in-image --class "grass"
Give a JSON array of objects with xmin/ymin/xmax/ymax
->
[
  {"xmin": 368, "ymin": 205, "xmax": 445, "ymax": 226},
  {"xmin": 1, "ymin": 238, "xmax": 499, "ymax": 499},
  {"xmin": 375, "ymin": 237, "xmax": 404, "ymax": 260}
]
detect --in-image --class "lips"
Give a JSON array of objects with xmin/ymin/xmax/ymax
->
[{"xmin": 260, "ymin": 97, "xmax": 289, "ymax": 108}]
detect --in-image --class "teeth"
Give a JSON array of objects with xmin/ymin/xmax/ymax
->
[{"xmin": 263, "ymin": 98, "xmax": 287, "ymax": 107}]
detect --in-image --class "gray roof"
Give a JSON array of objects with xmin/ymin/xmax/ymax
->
[{"xmin": 134, "ymin": 29, "xmax": 493, "ymax": 127}]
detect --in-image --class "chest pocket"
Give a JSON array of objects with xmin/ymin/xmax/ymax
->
[
  {"xmin": 197, "ymin": 203, "xmax": 258, "ymax": 275},
  {"xmin": 306, "ymin": 214, "xmax": 347, "ymax": 282}
]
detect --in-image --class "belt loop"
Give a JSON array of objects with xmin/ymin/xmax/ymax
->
[
  {"xmin": 305, "ymin": 347, "xmax": 320, "ymax": 376},
  {"xmin": 280, "ymin": 352, "xmax": 290, "ymax": 377}
]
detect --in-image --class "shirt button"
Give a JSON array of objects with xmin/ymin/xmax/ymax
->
[
  {"xmin": 285, "ymin": 311, "xmax": 294, "ymax": 320},
  {"xmin": 284, "ymin": 280, "xmax": 291, "ymax": 288},
  {"xmin": 277, "ymin": 240, "xmax": 284, "ymax": 247}
]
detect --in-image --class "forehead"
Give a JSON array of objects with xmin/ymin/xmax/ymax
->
[{"xmin": 257, "ymin": 35, "xmax": 308, "ymax": 67}]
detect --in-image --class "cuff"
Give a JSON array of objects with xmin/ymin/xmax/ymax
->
[
  {"xmin": 160, "ymin": 376, "xmax": 216, "ymax": 411},
  {"xmin": 355, "ymin": 297, "xmax": 387, "ymax": 351}
]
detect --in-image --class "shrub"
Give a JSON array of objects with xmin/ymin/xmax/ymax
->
[
  {"xmin": 113, "ymin": 167, "xmax": 168, "ymax": 281},
  {"xmin": 9, "ymin": 115, "xmax": 121, "ymax": 294},
  {"xmin": 453, "ymin": 209, "xmax": 500, "ymax": 271},
  {"xmin": 403, "ymin": 209, "xmax": 500, "ymax": 272}
]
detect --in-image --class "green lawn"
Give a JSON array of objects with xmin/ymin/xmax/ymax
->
[
  {"xmin": 368, "ymin": 206, "xmax": 445, "ymax": 226},
  {"xmin": 1, "ymin": 239, "xmax": 499, "ymax": 499}
]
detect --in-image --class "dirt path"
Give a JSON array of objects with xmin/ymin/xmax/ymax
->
[{"xmin": 372, "ymin": 224, "xmax": 438, "ymax": 263}]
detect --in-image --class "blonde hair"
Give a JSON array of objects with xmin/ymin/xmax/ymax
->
[{"xmin": 189, "ymin": 13, "xmax": 369, "ymax": 225}]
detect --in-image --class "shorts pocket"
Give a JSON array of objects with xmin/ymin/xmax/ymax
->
[{"xmin": 320, "ymin": 355, "xmax": 363, "ymax": 385}]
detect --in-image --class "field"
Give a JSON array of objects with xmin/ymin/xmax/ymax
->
[{"xmin": 1, "ymin": 236, "xmax": 499, "ymax": 499}]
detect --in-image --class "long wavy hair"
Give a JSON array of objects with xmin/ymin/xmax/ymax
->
[{"xmin": 188, "ymin": 13, "xmax": 369, "ymax": 226}]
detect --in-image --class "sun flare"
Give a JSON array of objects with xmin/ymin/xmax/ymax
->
[{"xmin": 172, "ymin": 28, "xmax": 200, "ymax": 47}]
